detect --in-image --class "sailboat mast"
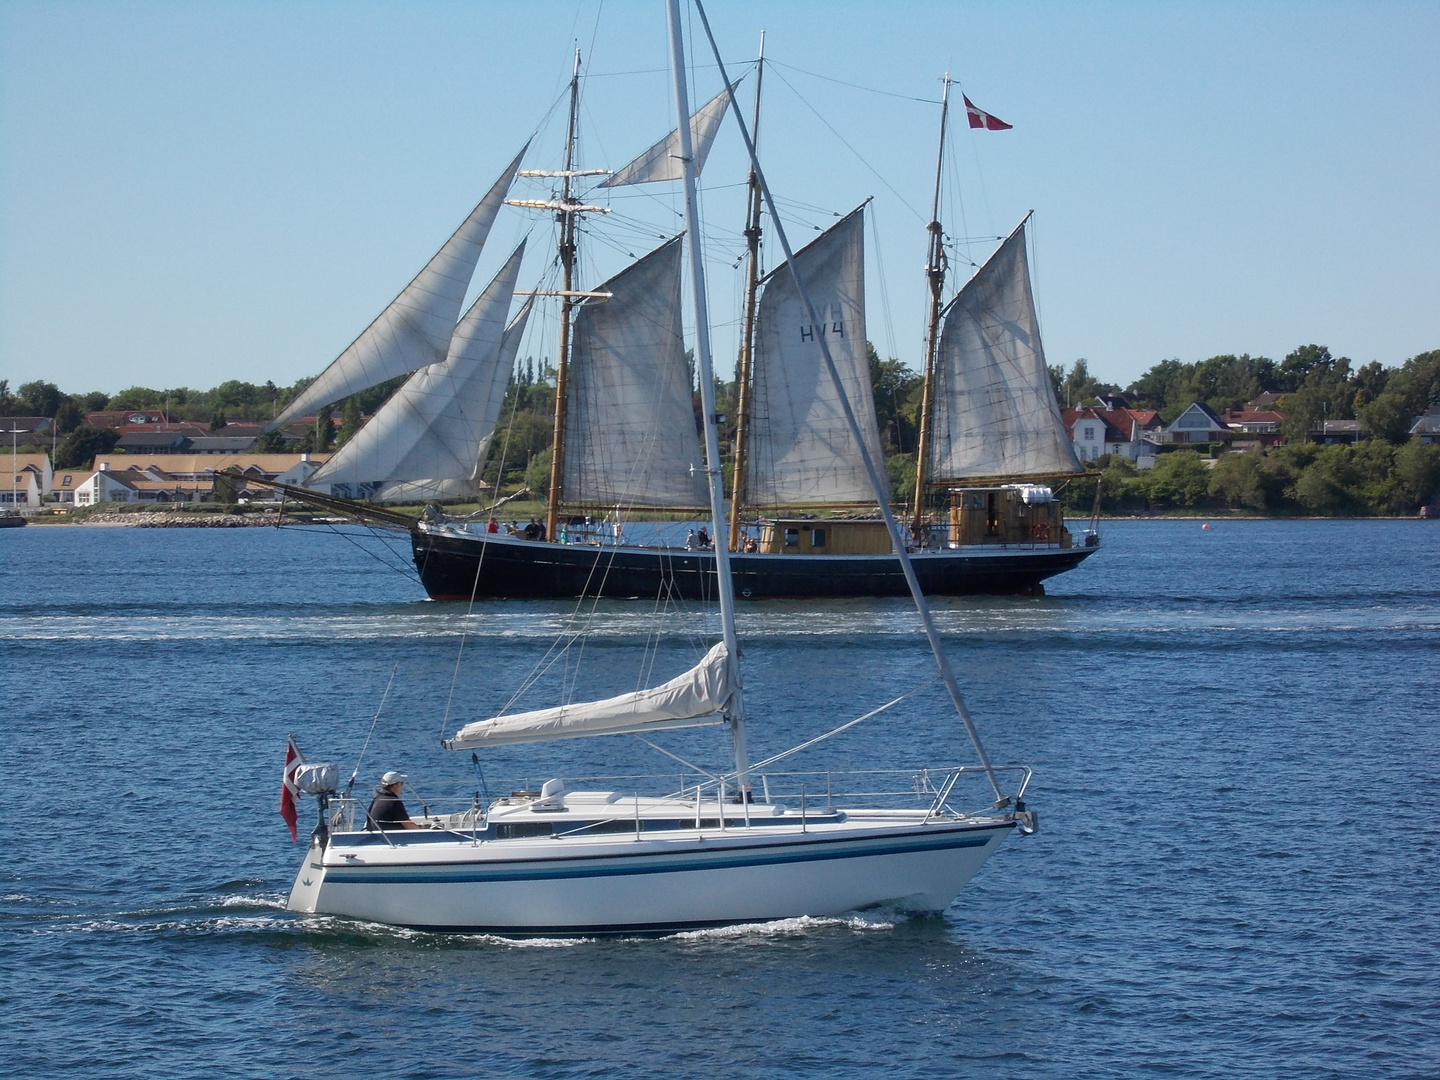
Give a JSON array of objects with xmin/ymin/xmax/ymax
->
[
  {"xmin": 726, "ymin": 33, "xmax": 764, "ymax": 553},
  {"xmin": 666, "ymin": 0, "xmax": 749, "ymax": 791},
  {"xmin": 546, "ymin": 49, "xmax": 582, "ymax": 542},
  {"xmin": 693, "ymin": 1, "xmax": 1005, "ymax": 804},
  {"xmin": 910, "ymin": 74, "xmax": 951, "ymax": 541}
]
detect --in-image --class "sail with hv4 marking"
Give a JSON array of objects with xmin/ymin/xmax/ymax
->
[
  {"xmin": 928, "ymin": 220, "xmax": 1081, "ymax": 481},
  {"xmin": 268, "ymin": 147, "xmax": 526, "ymax": 431},
  {"xmin": 562, "ymin": 237, "xmax": 708, "ymax": 508},
  {"xmin": 745, "ymin": 207, "xmax": 888, "ymax": 505},
  {"xmin": 598, "ymin": 82, "xmax": 738, "ymax": 188},
  {"xmin": 446, "ymin": 642, "xmax": 731, "ymax": 748},
  {"xmin": 307, "ymin": 243, "xmax": 528, "ymax": 502}
]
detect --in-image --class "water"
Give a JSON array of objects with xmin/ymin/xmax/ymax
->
[{"xmin": 3, "ymin": 519, "xmax": 1438, "ymax": 1078}]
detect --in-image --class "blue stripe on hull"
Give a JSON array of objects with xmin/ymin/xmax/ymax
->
[{"xmin": 324, "ymin": 824, "xmax": 1009, "ymax": 886}]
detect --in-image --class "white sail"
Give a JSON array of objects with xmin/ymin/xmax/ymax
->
[
  {"xmin": 446, "ymin": 643, "xmax": 731, "ymax": 748},
  {"xmin": 269, "ymin": 148, "xmax": 526, "ymax": 431},
  {"xmin": 563, "ymin": 237, "xmax": 708, "ymax": 508},
  {"xmin": 745, "ymin": 207, "xmax": 888, "ymax": 505},
  {"xmin": 307, "ymin": 243, "xmax": 527, "ymax": 499},
  {"xmin": 373, "ymin": 293, "xmax": 534, "ymax": 503},
  {"xmin": 929, "ymin": 221, "xmax": 1082, "ymax": 481},
  {"xmin": 598, "ymin": 82, "xmax": 737, "ymax": 188}
]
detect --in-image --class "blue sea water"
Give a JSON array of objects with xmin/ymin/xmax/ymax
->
[{"xmin": 2, "ymin": 519, "xmax": 1438, "ymax": 1078}]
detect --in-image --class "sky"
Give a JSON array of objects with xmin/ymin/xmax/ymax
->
[{"xmin": 2, "ymin": 1, "xmax": 1437, "ymax": 397}]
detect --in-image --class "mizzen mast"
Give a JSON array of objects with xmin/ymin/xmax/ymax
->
[
  {"xmin": 910, "ymin": 73, "xmax": 951, "ymax": 542},
  {"xmin": 727, "ymin": 33, "xmax": 765, "ymax": 553}
]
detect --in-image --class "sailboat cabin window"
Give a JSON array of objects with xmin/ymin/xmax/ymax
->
[
  {"xmin": 784, "ymin": 528, "xmax": 800, "ymax": 547},
  {"xmin": 810, "ymin": 528, "xmax": 826, "ymax": 548}
]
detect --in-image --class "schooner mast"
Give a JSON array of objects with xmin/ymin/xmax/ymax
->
[
  {"xmin": 910, "ymin": 73, "xmax": 952, "ymax": 541},
  {"xmin": 507, "ymin": 50, "xmax": 609, "ymax": 541},
  {"xmin": 726, "ymin": 34, "xmax": 765, "ymax": 553}
]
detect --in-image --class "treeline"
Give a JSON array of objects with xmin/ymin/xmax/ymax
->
[
  {"xmin": 1053, "ymin": 345, "xmax": 1440, "ymax": 444},
  {"xmin": 6, "ymin": 341, "xmax": 1437, "ymax": 514},
  {"xmin": 1062, "ymin": 442, "xmax": 1440, "ymax": 517}
]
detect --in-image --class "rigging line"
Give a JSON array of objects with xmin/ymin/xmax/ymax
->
[
  {"xmin": 439, "ymin": 514, "xmax": 491, "ymax": 744},
  {"xmin": 868, "ymin": 202, "xmax": 903, "ymax": 373},
  {"xmin": 766, "ymin": 58, "xmax": 942, "ymax": 104},
  {"xmin": 630, "ymin": 734, "xmax": 721, "ymax": 783},
  {"xmin": 725, "ymin": 681, "xmax": 938, "ymax": 782},
  {"xmin": 768, "ymin": 67, "xmax": 927, "ymax": 224},
  {"xmin": 348, "ymin": 661, "xmax": 399, "ymax": 794},
  {"xmin": 296, "ymin": 521, "xmax": 419, "ymax": 581}
]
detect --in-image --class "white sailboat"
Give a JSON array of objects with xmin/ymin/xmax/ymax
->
[{"xmin": 283, "ymin": 1, "xmax": 1035, "ymax": 935}]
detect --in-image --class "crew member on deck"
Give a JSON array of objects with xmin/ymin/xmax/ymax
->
[{"xmin": 367, "ymin": 771, "xmax": 422, "ymax": 831}]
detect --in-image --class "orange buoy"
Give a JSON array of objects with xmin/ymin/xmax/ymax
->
[{"xmin": 1202, "ymin": 523, "xmax": 1210, "ymax": 530}]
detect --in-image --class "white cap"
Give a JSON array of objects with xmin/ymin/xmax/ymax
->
[{"xmin": 381, "ymin": 771, "xmax": 407, "ymax": 786}]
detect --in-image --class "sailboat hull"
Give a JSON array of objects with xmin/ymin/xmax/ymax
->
[
  {"xmin": 413, "ymin": 527, "xmax": 1095, "ymax": 600},
  {"xmin": 290, "ymin": 818, "xmax": 1013, "ymax": 934}
]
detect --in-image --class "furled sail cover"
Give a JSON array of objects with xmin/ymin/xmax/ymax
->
[
  {"xmin": 746, "ymin": 207, "xmax": 888, "ymax": 505},
  {"xmin": 446, "ymin": 642, "xmax": 731, "ymax": 749},
  {"xmin": 929, "ymin": 221, "xmax": 1081, "ymax": 480},
  {"xmin": 268, "ymin": 146, "xmax": 526, "ymax": 431},
  {"xmin": 307, "ymin": 243, "xmax": 527, "ymax": 500},
  {"xmin": 563, "ymin": 237, "xmax": 708, "ymax": 507},
  {"xmin": 598, "ymin": 81, "xmax": 738, "ymax": 188}
]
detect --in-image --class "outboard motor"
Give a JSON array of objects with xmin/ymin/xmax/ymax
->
[{"xmin": 292, "ymin": 762, "xmax": 339, "ymax": 845}]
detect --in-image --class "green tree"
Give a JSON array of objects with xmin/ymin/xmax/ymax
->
[
  {"xmin": 1393, "ymin": 441, "xmax": 1440, "ymax": 510},
  {"xmin": 1208, "ymin": 452, "xmax": 1266, "ymax": 510},
  {"xmin": 524, "ymin": 448, "xmax": 553, "ymax": 495},
  {"xmin": 209, "ymin": 409, "xmax": 228, "ymax": 432},
  {"xmin": 54, "ymin": 425, "xmax": 119, "ymax": 469},
  {"xmin": 17, "ymin": 381, "xmax": 64, "ymax": 417},
  {"xmin": 337, "ymin": 398, "xmax": 363, "ymax": 447},
  {"xmin": 254, "ymin": 428, "xmax": 286, "ymax": 453},
  {"xmin": 313, "ymin": 405, "xmax": 334, "ymax": 452},
  {"xmin": 54, "ymin": 399, "xmax": 84, "ymax": 434},
  {"xmin": 1146, "ymin": 450, "xmax": 1211, "ymax": 508}
]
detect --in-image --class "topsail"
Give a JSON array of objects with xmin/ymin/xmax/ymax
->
[
  {"xmin": 745, "ymin": 207, "xmax": 888, "ymax": 505},
  {"xmin": 598, "ymin": 82, "xmax": 737, "ymax": 188},
  {"xmin": 927, "ymin": 220, "xmax": 1081, "ymax": 481},
  {"xmin": 268, "ymin": 148, "xmax": 526, "ymax": 431},
  {"xmin": 307, "ymin": 244, "xmax": 529, "ymax": 501}
]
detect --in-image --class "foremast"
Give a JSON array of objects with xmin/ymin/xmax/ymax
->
[
  {"xmin": 910, "ymin": 74, "xmax": 951, "ymax": 541},
  {"xmin": 545, "ymin": 50, "xmax": 583, "ymax": 543},
  {"xmin": 667, "ymin": 0, "xmax": 749, "ymax": 790},
  {"xmin": 726, "ymin": 34, "xmax": 764, "ymax": 553}
]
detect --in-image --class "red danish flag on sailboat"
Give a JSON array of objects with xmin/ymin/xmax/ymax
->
[
  {"xmin": 280, "ymin": 735, "xmax": 304, "ymax": 842},
  {"xmin": 964, "ymin": 94, "xmax": 1012, "ymax": 131}
]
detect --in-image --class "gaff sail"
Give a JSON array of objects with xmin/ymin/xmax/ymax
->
[
  {"xmin": 562, "ymin": 237, "xmax": 709, "ymax": 508},
  {"xmin": 307, "ymin": 243, "xmax": 528, "ymax": 501},
  {"xmin": 268, "ymin": 147, "xmax": 526, "ymax": 431},
  {"xmin": 445, "ymin": 643, "xmax": 731, "ymax": 749},
  {"xmin": 745, "ymin": 207, "xmax": 888, "ymax": 505},
  {"xmin": 927, "ymin": 220, "xmax": 1081, "ymax": 481},
  {"xmin": 598, "ymin": 82, "xmax": 738, "ymax": 188}
]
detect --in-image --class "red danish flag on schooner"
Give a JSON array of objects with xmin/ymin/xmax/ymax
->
[{"xmin": 963, "ymin": 94, "xmax": 1012, "ymax": 131}]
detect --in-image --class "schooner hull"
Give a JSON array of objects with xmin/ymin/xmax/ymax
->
[
  {"xmin": 290, "ymin": 820, "xmax": 1013, "ymax": 933},
  {"xmin": 412, "ymin": 528, "xmax": 1096, "ymax": 600}
]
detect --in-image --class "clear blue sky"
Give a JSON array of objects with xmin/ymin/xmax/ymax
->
[{"xmin": 2, "ymin": 1, "xmax": 1436, "ymax": 397}]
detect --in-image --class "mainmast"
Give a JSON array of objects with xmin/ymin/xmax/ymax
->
[
  {"xmin": 666, "ymin": 0, "xmax": 748, "ymax": 790},
  {"xmin": 910, "ymin": 74, "xmax": 951, "ymax": 541},
  {"xmin": 546, "ymin": 50, "xmax": 583, "ymax": 542},
  {"xmin": 726, "ymin": 34, "xmax": 764, "ymax": 553}
]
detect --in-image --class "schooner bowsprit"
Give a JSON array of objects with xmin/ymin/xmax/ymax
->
[{"xmin": 281, "ymin": 1, "xmax": 1037, "ymax": 934}]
